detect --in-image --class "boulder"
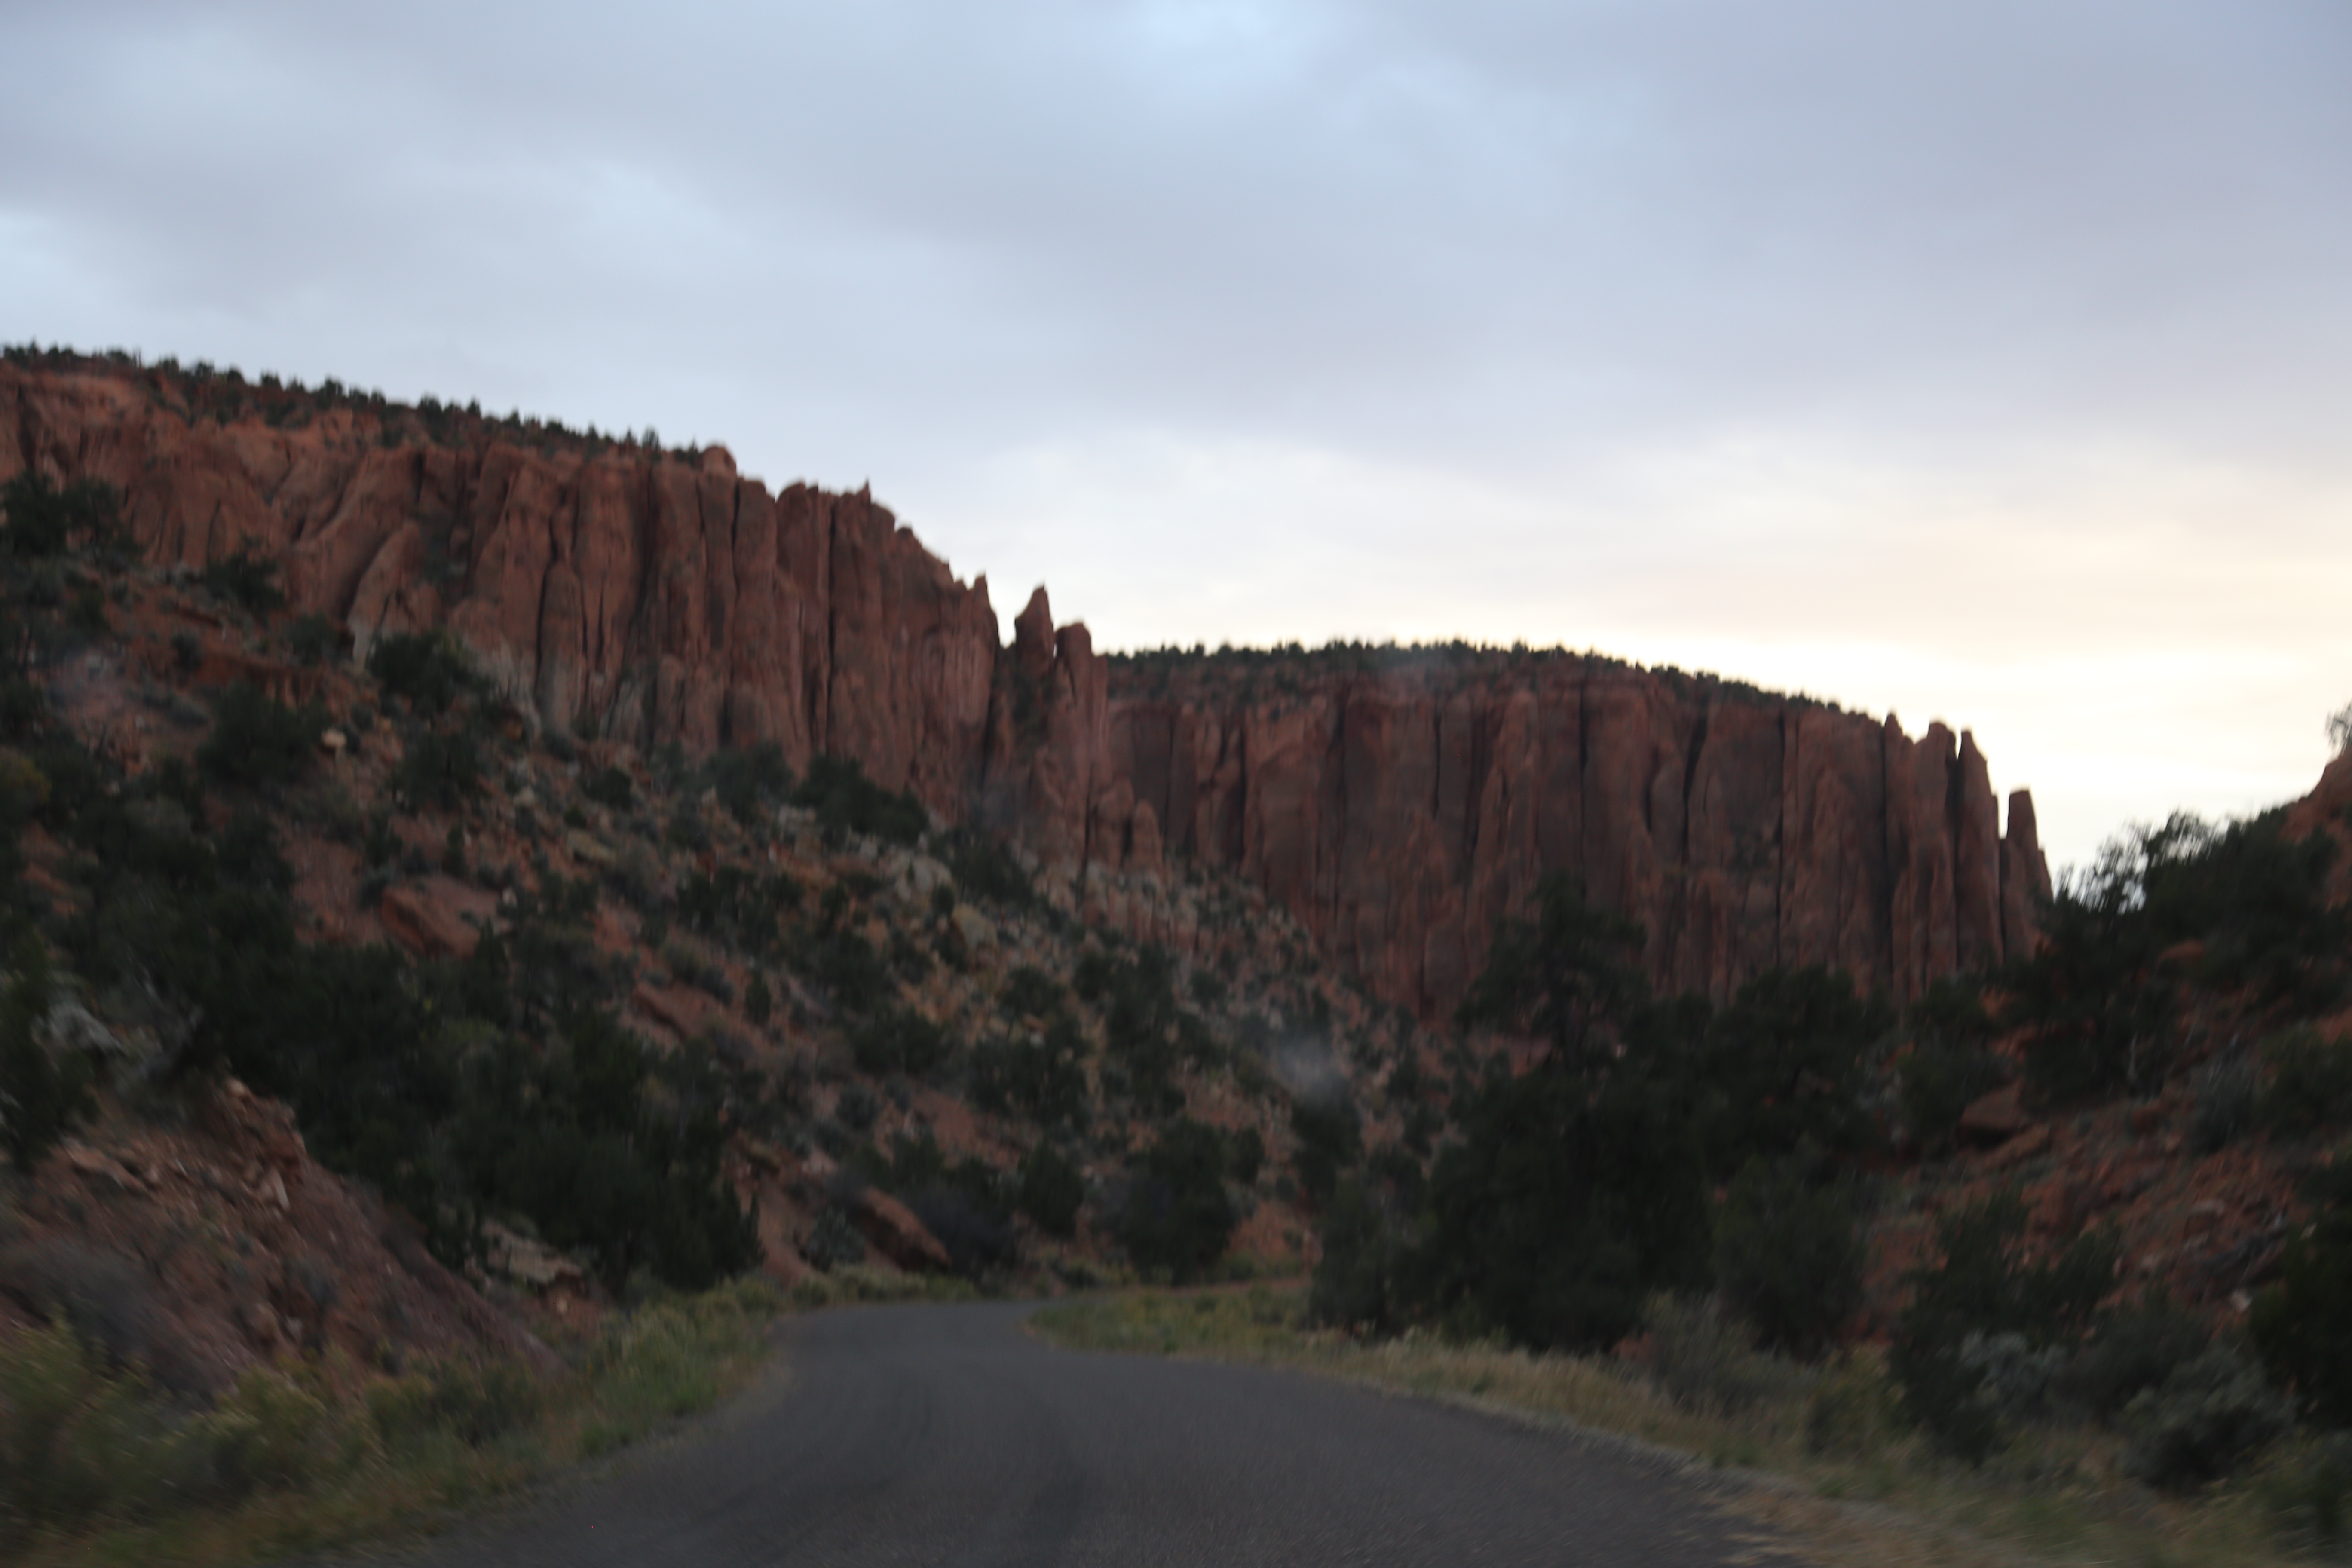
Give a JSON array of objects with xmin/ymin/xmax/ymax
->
[
  {"xmin": 377, "ymin": 876, "xmax": 494, "ymax": 959},
  {"xmin": 481, "ymin": 1220, "xmax": 588, "ymax": 1295},
  {"xmin": 1958, "ymin": 1083, "xmax": 2034, "ymax": 1146},
  {"xmin": 951, "ymin": 903, "xmax": 996, "ymax": 952}
]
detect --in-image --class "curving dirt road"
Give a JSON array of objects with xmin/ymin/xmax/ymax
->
[{"xmin": 372, "ymin": 1301, "xmax": 1787, "ymax": 1567}]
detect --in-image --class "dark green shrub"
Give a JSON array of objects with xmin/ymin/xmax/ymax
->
[
  {"xmin": 1015, "ymin": 1143, "xmax": 1085, "ymax": 1238},
  {"xmin": 744, "ymin": 972, "xmax": 774, "ymax": 1027},
  {"xmin": 1308, "ymin": 1176, "xmax": 1406, "ymax": 1333},
  {"xmin": 2259, "ymin": 1027, "xmax": 2352, "ymax": 1137},
  {"xmin": 391, "ymin": 725, "xmax": 482, "ymax": 810},
  {"xmin": 1074, "ymin": 944, "xmax": 1201, "ymax": 1108},
  {"xmin": 284, "ymin": 612, "xmax": 341, "ymax": 665},
  {"xmin": 1118, "ymin": 1119, "xmax": 1236, "ymax": 1283},
  {"xmin": 198, "ymin": 682, "xmax": 322, "ymax": 788},
  {"xmin": 583, "ymin": 763, "xmax": 634, "ymax": 810},
  {"xmin": 792, "ymin": 755, "xmax": 925, "ymax": 845},
  {"xmin": 940, "ymin": 825, "xmax": 1034, "ymax": 907},
  {"xmin": 0, "ymin": 471, "xmax": 119, "ymax": 558},
  {"xmin": 1642, "ymin": 1294, "xmax": 1796, "ymax": 1415},
  {"xmin": 2059, "ymin": 1292, "xmax": 2212, "ymax": 1421},
  {"xmin": 218, "ymin": 811, "xmax": 294, "ymax": 893},
  {"xmin": 1406, "ymin": 1058, "xmax": 1712, "ymax": 1352},
  {"xmin": 2009, "ymin": 813, "xmax": 2346, "ymax": 1106},
  {"xmin": 365, "ymin": 630, "xmax": 475, "ymax": 715},
  {"xmin": 2121, "ymin": 1343, "xmax": 2293, "ymax": 1491},
  {"xmin": 885, "ymin": 927, "xmax": 933, "ymax": 985},
  {"xmin": 906, "ymin": 1181, "xmax": 1020, "ymax": 1279},
  {"xmin": 1070, "ymin": 949, "xmax": 1118, "ymax": 1001},
  {"xmin": 1900, "ymin": 1038, "xmax": 2006, "ymax": 1152},
  {"xmin": 1288, "ymin": 1093, "xmax": 1362, "ymax": 1207},
  {"xmin": 803, "ymin": 1207, "xmax": 866, "ymax": 1270},
  {"xmin": 703, "ymin": 743, "xmax": 790, "ymax": 826},
  {"xmin": 1000, "ymin": 965, "xmax": 1063, "ymax": 1018},
  {"xmin": 677, "ymin": 864, "xmax": 802, "ymax": 958},
  {"xmin": 0, "ymin": 676, "xmax": 49, "ymax": 740},
  {"xmin": 802, "ymin": 927, "xmax": 890, "ymax": 1015},
  {"xmin": 2252, "ymin": 1159, "xmax": 2352, "ymax": 1427},
  {"xmin": 1694, "ymin": 967, "xmax": 1887, "ymax": 1176},
  {"xmin": 1453, "ymin": 871, "xmax": 1647, "ymax": 1072},
  {"xmin": 2173, "ymin": 812, "xmax": 2346, "ymax": 1009},
  {"xmin": 200, "ymin": 547, "xmax": 286, "ymax": 618},
  {"xmin": 1890, "ymin": 1190, "xmax": 2120, "ymax": 1462},
  {"xmin": 2189, "ymin": 1054, "xmax": 2260, "ymax": 1154},
  {"xmin": 476, "ymin": 1050, "xmax": 756, "ymax": 1295},
  {"xmin": 2007, "ymin": 828, "xmax": 2183, "ymax": 1104},
  {"xmin": 971, "ymin": 1013, "xmax": 1087, "ymax": 1127},
  {"xmin": 66, "ymin": 579, "xmax": 106, "ymax": 635},
  {"xmin": 664, "ymin": 801, "xmax": 710, "ymax": 852},
  {"xmin": 851, "ymin": 1008, "xmax": 951, "ymax": 1078},
  {"xmin": 1712, "ymin": 1156, "xmax": 1864, "ymax": 1359},
  {"xmin": 1229, "ymin": 1125, "xmax": 1266, "ymax": 1186},
  {"xmin": 834, "ymin": 1082, "xmax": 879, "ymax": 1133},
  {"xmin": 363, "ymin": 809, "xmax": 398, "ymax": 868},
  {"xmin": 1898, "ymin": 979, "xmax": 2004, "ymax": 1150}
]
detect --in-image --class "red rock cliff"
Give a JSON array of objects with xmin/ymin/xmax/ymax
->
[
  {"xmin": 1104, "ymin": 652, "xmax": 2050, "ymax": 1016},
  {"xmin": 0, "ymin": 358, "xmax": 2047, "ymax": 1014},
  {"xmin": 0, "ymin": 362, "xmax": 1000, "ymax": 817}
]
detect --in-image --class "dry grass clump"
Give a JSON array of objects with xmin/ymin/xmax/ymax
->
[{"xmin": 1029, "ymin": 1289, "xmax": 2311, "ymax": 1568}]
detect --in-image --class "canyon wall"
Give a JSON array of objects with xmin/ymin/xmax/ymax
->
[
  {"xmin": 1102, "ymin": 655, "xmax": 2050, "ymax": 1016},
  {"xmin": 0, "ymin": 359, "xmax": 2049, "ymax": 1014}
]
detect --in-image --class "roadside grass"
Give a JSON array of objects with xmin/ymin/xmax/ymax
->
[
  {"xmin": 1, "ymin": 1267, "xmax": 962, "ymax": 1568},
  {"xmin": 1029, "ymin": 1289, "xmax": 2317, "ymax": 1568}
]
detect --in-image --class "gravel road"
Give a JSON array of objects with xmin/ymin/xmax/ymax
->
[{"xmin": 367, "ymin": 1301, "xmax": 1787, "ymax": 1567}]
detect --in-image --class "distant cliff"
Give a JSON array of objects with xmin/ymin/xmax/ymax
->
[
  {"xmin": 1103, "ymin": 649, "xmax": 2048, "ymax": 1016},
  {"xmin": 0, "ymin": 352, "xmax": 2048, "ymax": 1014}
]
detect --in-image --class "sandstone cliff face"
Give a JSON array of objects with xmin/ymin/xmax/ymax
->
[
  {"xmin": 0, "ymin": 359, "xmax": 2047, "ymax": 1015},
  {"xmin": 0, "ymin": 364, "xmax": 1000, "ymax": 819},
  {"xmin": 1103, "ymin": 654, "xmax": 2051, "ymax": 1017}
]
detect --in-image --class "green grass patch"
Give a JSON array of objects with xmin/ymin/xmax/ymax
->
[{"xmin": 1029, "ymin": 1289, "xmax": 2317, "ymax": 1568}]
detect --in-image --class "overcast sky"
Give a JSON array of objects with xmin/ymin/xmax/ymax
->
[{"xmin": 6, "ymin": 0, "xmax": 2348, "ymax": 872}]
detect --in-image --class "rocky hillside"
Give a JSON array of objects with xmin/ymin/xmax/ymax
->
[
  {"xmin": 0, "ymin": 470, "xmax": 1424, "ymax": 1356},
  {"xmin": 0, "ymin": 348, "xmax": 2043, "ymax": 1017}
]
